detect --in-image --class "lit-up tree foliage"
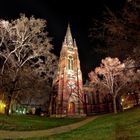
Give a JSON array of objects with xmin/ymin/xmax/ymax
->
[
  {"xmin": 0, "ymin": 15, "xmax": 57, "ymax": 115},
  {"xmin": 90, "ymin": 0, "xmax": 140, "ymax": 65},
  {"xmin": 89, "ymin": 57, "xmax": 137, "ymax": 113}
]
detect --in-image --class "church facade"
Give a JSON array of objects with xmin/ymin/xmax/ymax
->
[{"xmin": 50, "ymin": 25, "xmax": 85, "ymax": 117}]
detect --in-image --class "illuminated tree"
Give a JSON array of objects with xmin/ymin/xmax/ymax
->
[
  {"xmin": 89, "ymin": 57, "xmax": 137, "ymax": 113},
  {"xmin": 0, "ymin": 15, "xmax": 57, "ymax": 115}
]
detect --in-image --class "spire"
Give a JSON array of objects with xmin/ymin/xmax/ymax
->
[
  {"xmin": 74, "ymin": 39, "xmax": 77, "ymax": 47},
  {"xmin": 64, "ymin": 24, "xmax": 73, "ymax": 46}
]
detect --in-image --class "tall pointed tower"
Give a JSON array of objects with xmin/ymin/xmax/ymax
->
[{"xmin": 51, "ymin": 25, "xmax": 85, "ymax": 117}]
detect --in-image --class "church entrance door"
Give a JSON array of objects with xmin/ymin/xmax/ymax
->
[{"xmin": 69, "ymin": 102, "xmax": 75, "ymax": 114}]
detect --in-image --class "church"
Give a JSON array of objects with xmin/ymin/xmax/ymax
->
[
  {"xmin": 49, "ymin": 25, "xmax": 115, "ymax": 117},
  {"xmin": 49, "ymin": 24, "xmax": 136, "ymax": 117},
  {"xmin": 50, "ymin": 25, "xmax": 85, "ymax": 117}
]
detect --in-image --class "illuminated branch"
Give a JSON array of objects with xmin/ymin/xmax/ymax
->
[{"xmin": 89, "ymin": 57, "xmax": 138, "ymax": 113}]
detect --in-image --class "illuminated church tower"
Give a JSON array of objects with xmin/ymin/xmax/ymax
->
[{"xmin": 51, "ymin": 25, "xmax": 84, "ymax": 116}]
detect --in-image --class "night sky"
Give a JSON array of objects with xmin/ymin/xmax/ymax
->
[{"xmin": 0, "ymin": 0, "xmax": 125, "ymax": 82}]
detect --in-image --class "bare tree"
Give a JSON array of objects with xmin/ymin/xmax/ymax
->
[
  {"xmin": 0, "ymin": 14, "xmax": 57, "ymax": 115},
  {"xmin": 89, "ymin": 0, "xmax": 140, "ymax": 64},
  {"xmin": 88, "ymin": 57, "xmax": 137, "ymax": 113}
]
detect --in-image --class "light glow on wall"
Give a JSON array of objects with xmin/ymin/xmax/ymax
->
[{"xmin": 0, "ymin": 100, "xmax": 6, "ymax": 114}]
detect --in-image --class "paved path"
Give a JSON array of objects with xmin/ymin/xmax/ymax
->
[{"xmin": 0, "ymin": 116, "xmax": 98, "ymax": 139}]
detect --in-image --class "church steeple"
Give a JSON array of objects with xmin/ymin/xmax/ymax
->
[
  {"xmin": 64, "ymin": 24, "xmax": 73, "ymax": 46},
  {"xmin": 51, "ymin": 23, "xmax": 85, "ymax": 117}
]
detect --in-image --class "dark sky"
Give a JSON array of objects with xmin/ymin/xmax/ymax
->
[{"xmin": 0, "ymin": 0, "xmax": 125, "ymax": 81}]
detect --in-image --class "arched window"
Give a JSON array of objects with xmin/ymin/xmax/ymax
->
[{"xmin": 68, "ymin": 56, "xmax": 73, "ymax": 70}]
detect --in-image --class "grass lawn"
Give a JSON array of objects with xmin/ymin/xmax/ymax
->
[
  {"xmin": 27, "ymin": 106, "xmax": 140, "ymax": 140},
  {"xmin": 0, "ymin": 114, "xmax": 84, "ymax": 131}
]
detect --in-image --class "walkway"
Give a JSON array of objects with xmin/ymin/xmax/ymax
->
[{"xmin": 0, "ymin": 116, "xmax": 98, "ymax": 139}]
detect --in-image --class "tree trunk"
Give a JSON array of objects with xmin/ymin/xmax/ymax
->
[
  {"xmin": 113, "ymin": 96, "xmax": 117, "ymax": 114},
  {"xmin": 48, "ymin": 96, "xmax": 53, "ymax": 116},
  {"xmin": 134, "ymin": 92, "xmax": 139, "ymax": 106},
  {"xmin": 5, "ymin": 95, "xmax": 12, "ymax": 115},
  {"xmin": 116, "ymin": 96, "xmax": 123, "ymax": 112}
]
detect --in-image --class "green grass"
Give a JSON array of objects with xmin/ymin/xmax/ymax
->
[
  {"xmin": 27, "ymin": 107, "xmax": 140, "ymax": 140},
  {"xmin": 0, "ymin": 114, "xmax": 84, "ymax": 131},
  {"xmin": 1, "ymin": 107, "xmax": 140, "ymax": 140}
]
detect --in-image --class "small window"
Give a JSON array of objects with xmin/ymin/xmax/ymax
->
[
  {"xmin": 68, "ymin": 47, "xmax": 73, "ymax": 51},
  {"xmin": 68, "ymin": 56, "xmax": 73, "ymax": 70}
]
